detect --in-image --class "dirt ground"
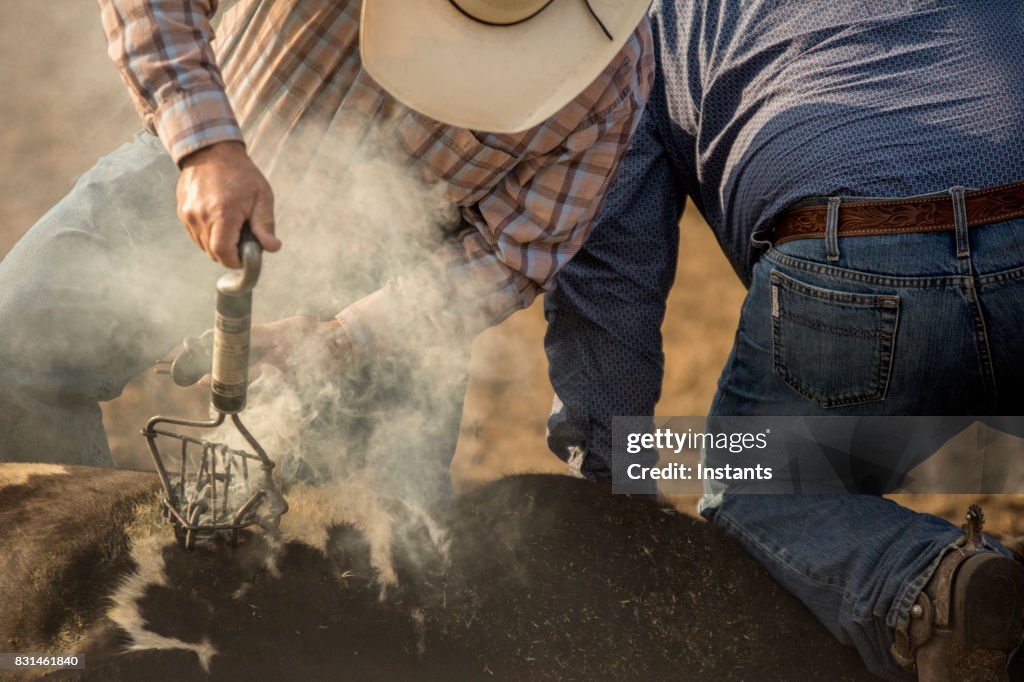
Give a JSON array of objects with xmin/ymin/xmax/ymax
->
[{"xmin": 2, "ymin": 1, "xmax": 1022, "ymax": 540}]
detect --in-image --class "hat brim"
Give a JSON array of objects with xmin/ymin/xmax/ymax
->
[{"xmin": 360, "ymin": 0, "xmax": 651, "ymax": 133}]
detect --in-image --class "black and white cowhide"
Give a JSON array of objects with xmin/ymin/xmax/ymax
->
[{"xmin": 0, "ymin": 464, "xmax": 878, "ymax": 681}]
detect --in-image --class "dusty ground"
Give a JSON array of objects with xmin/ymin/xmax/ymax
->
[{"xmin": 2, "ymin": 2, "xmax": 1021, "ymax": 540}]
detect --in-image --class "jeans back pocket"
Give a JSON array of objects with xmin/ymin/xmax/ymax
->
[{"xmin": 770, "ymin": 271, "xmax": 900, "ymax": 408}]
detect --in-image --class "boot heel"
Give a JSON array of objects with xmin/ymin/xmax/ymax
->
[{"xmin": 953, "ymin": 553, "xmax": 1024, "ymax": 651}]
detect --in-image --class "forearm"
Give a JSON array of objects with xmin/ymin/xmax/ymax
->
[
  {"xmin": 336, "ymin": 228, "xmax": 538, "ymax": 361},
  {"xmin": 98, "ymin": 0, "xmax": 243, "ymax": 163}
]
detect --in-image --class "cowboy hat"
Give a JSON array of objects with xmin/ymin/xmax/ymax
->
[{"xmin": 360, "ymin": 0, "xmax": 651, "ymax": 133}]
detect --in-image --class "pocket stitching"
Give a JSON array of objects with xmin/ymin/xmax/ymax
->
[
  {"xmin": 770, "ymin": 271, "xmax": 900, "ymax": 409},
  {"xmin": 771, "ymin": 271, "xmax": 899, "ymax": 308}
]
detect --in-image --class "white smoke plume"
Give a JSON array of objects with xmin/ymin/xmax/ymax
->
[{"xmin": 153, "ymin": 109, "xmax": 485, "ymax": 560}]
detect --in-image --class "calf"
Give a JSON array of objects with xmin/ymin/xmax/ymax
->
[{"xmin": 0, "ymin": 464, "xmax": 879, "ymax": 680}]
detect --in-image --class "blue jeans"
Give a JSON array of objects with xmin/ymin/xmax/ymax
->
[
  {"xmin": 546, "ymin": 208, "xmax": 1024, "ymax": 679},
  {"xmin": 0, "ymin": 132, "xmax": 466, "ymax": 504},
  {"xmin": 0, "ymin": 132, "xmax": 215, "ymax": 466}
]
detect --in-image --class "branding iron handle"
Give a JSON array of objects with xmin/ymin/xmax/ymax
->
[{"xmin": 211, "ymin": 224, "xmax": 262, "ymax": 414}]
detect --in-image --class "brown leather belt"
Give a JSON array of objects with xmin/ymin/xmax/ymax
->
[{"xmin": 772, "ymin": 179, "xmax": 1024, "ymax": 244}]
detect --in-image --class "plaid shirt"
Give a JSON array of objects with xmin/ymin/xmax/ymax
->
[{"xmin": 99, "ymin": 0, "xmax": 653, "ymax": 354}]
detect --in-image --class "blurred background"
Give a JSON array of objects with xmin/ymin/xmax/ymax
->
[{"xmin": 2, "ymin": 1, "xmax": 1020, "ymax": 534}]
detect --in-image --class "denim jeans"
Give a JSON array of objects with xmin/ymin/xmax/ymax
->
[
  {"xmin": 547, "ymin": 201, "xmax": 1024, "ymax": 678},
  {"xmin": 0, "ymin": 132, "xmax": 466, "ymax": 504},
  {"xmin": 707, "ymin": 216, "xmax": 1024, "ymax": 679},
  {"xmin": 0, "ymin": 132, "xmax": 214, "ymax": 466}
]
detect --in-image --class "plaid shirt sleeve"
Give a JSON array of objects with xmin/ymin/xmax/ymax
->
[
  {"xmin": 337, "ymin": 20, "xmax": 655, "ymax": 358},
  {"xmin": 98, "ymin": 0, "xmax": 244, "ymax": 164}
]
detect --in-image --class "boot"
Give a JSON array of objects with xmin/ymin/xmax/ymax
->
[{"xmin": 891, "ymin": 505, "xmax": 1024, "ymax": 682}]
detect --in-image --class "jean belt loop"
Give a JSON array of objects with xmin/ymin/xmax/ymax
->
[
  {"xmin": 950, "ymin": 186, "xmax": 970, "ymax": 258},
  {"xmin": 825, "ymin": 197, "xmax": 842, "ymax": 262}
]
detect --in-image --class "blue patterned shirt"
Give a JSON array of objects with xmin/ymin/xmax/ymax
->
[
  {"xmin": 545, "ymin": 0, "xmax": 1024, "ymax": 476},
  {"xmin": 646, "ymin": 0, "xmax": 1024, "ymax": 284}
]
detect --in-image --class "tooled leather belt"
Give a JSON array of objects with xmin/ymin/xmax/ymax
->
[{"xmin": 772, "ymin": 179, "xmax": 1024, "ymax": 244}]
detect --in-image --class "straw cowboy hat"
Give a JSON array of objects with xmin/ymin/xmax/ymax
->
[{"xmin": 360, "ymin": 0, "xmax": 652, "ymax": 133}]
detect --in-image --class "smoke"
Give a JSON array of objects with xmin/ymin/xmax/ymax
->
[
  {"xmin": 142, "ymin": 114, "xmax": 480, "ymax": 589},
  {"xmin": 230, "ymin": 118, "xmax": 475, "ymax": 511}
]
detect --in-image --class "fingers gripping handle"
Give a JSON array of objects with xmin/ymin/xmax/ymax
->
[{"xmin": 212, "ymin": 224, "xmax": 262, "ymax": 413}]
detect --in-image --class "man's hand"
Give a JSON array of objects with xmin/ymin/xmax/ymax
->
[
  {"xmin": 177, "ymin": 141, "xmax": 282, "ymax": 268},
  {"xmin": 248, "ymin": 316, "xmax": 354, "ymax": 383}
]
